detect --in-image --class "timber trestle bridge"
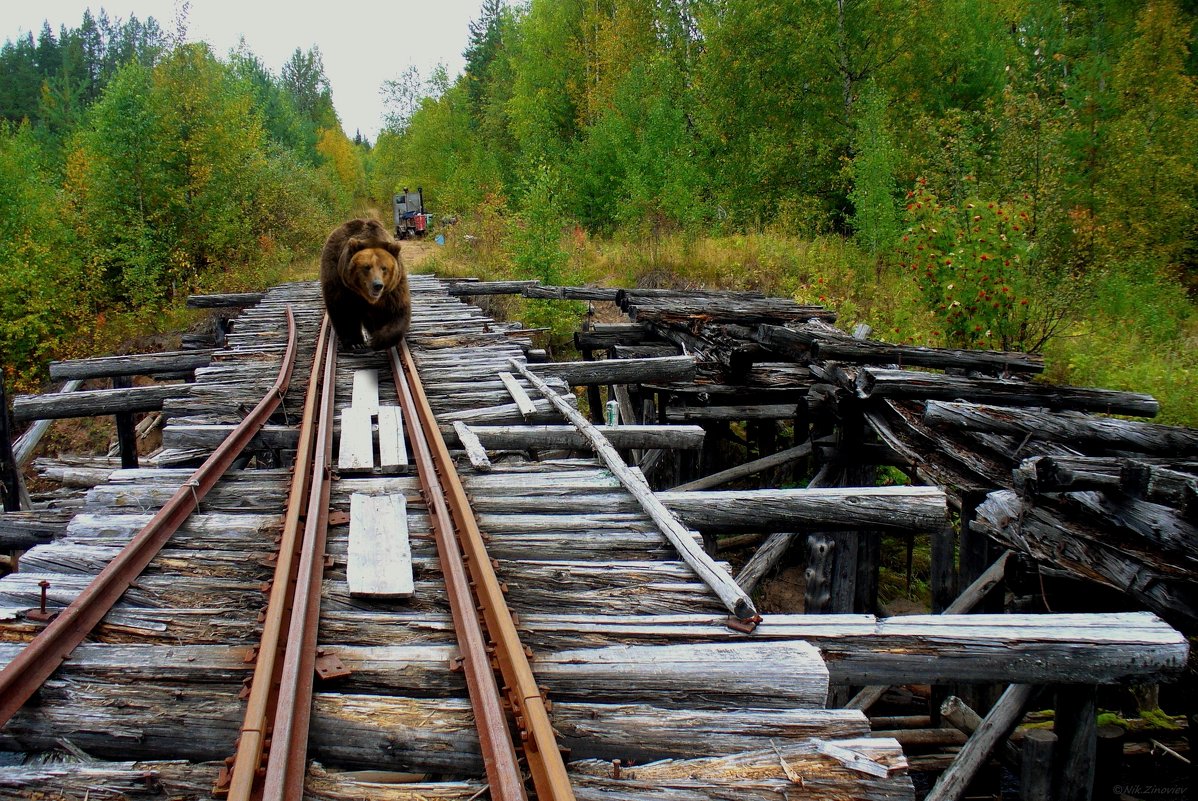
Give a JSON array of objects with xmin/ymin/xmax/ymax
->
[{"xmin": 0, "ymin": 275, "xmax": 1192, "ymax": 801}]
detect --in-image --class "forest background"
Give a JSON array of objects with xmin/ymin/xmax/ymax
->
[{"xmin": 1, "ymin": 0, "xmax": 1195, "ymax": 425}]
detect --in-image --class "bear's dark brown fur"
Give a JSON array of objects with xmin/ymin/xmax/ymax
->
[{"xmin": 320, "ymin": 218, "xmax": 411, "ymax": 350}]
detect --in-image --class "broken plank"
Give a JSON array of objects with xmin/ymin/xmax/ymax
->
[{"xmin": 498, "ymin": 371, "xmax": 538, "ymax": 418}]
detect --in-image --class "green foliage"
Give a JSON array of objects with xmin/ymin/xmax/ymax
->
[
  {"xmin": 0, "ymin": 123, "xmax": 89, "ymax": 386},
  {"xmin": 849, "ymin": 82, "xmax": 901, "ymax": 261},
  {"xmin": 898, "ymin": 181, "xmax": 1067, "ymax": 351}
]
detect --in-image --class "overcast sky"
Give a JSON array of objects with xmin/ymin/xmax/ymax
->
[{"xmin": 0, "ymin": 0, "xmax": 488, "ymax": 141}]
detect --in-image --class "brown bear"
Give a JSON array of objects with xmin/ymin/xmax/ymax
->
[{"xmin": 320, "ymin": 218, "xmax": 411, "ymax": 351}]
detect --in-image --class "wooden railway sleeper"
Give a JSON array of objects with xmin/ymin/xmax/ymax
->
[
  {"xmin": 391, "ymin": 343, "xmax": 576, "ymax": 801},
  {"xmin": 0, "ymin": 306, "xmax": 299, "ymax": 730}
]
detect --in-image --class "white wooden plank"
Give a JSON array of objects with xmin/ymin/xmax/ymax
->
[
  {"xmin": 338, "ymin": 407, "xmax": 375, "ymax": 470},
  {"xmin": 347, "ymin": 493, "xmax": 413, "ymax": 597},
  {"xmin": 377, "ymin": 406, "xmax": 408, "ymax": 467},
  {"xmin": 452, "ymin": 422, "xmax": 492, "ymax": 472},
  {"xmin": 498, "ymin": 371, "xmax": 538, "ymax": 419},
  {"xmin": 352, "ymin": 369, "xmax": 380, "ymax": 412}
]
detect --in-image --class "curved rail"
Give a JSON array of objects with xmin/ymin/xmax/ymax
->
[
  {"xmin": 391, "ymin": 341, "xmax": 576, "ymax": 801},
  {"xmin": 220, "ymin": 315, "xmax": 332, "ymax": 800},
  {"xmin": 0, "ymin": 306, "xmax": 299, "ymax": 728}
]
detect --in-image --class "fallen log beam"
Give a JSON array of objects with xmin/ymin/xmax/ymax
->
[
  {"xmin": 1122, "ymin": 461, "xmax": 1198, "ymax": 518},
  {"xmin": 1014, "ymin": 455, "xmax": 1125, "ymax": 494},
  {"xmin": 12, "ymin": 383, "xmax": 193, "ymax": 422},
  {"xmin": 657, "ymin": 486, "xmax": 948, "ymax": 533},
  {"xmin": 575, "ymin": 324, "xmax": 660, "ymax": 350},
  {"xmin": 513, "ymin": 358, "xmax": 757, "ymax": 619},
  {"xmin": 853, "ymin": 368, "xmax": 1158, "ymax": 417},
  {"xmin": 49, "ymin": 350, "xmax": 215, "ymax": 381},
  {"xmin": 925, "ymin": 401, "xmax": 1198, "ymax": 455}
]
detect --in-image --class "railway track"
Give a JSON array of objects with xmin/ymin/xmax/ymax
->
[{"xmin": 0, "ymin": 277, "xmax": 913, "ymax": 800}]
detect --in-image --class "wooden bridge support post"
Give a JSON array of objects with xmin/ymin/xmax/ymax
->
[
  {"xmin": 112, "ymin": 375, "xmax": 139, "ymax": 470},
  {"xmin": 1021, "ymin": 729, "xmax": 1058, "ymax": 801},
  {"xmin": 0, "ymin": 376, "xmax": 21, "ymax": 512},
  {"xmin": 1054, "ymin": 685, "xmax": 1098, "ymax": 801}
]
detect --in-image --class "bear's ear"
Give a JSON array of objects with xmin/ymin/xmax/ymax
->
[
  {"xmin": 384, "ymin": 240, "xmax": 401, "ymax": 259},
  {"xmin": 344, "ymin": 237, "xmax": 371, "ymax": 258}
]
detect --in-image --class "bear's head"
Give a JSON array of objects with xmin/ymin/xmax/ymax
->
[{"xmin": 341, "ymin": 237, "xmax": 403, "ymax": 305}]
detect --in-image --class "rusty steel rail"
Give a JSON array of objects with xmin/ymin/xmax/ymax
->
[
  {"xmin": 391, "ymin": 341, "xmax": 576, "ymax": 801},
  {"xmin": 0, "ymin": 306, "xmax": 299, "ymax": 728},
  {"xmin": 218, "ymin": 316, "xmax": 332, "ymax": 800},
  {"xmin": 260, "ymin": 323, "xmax": 338, "ymax": 801}
]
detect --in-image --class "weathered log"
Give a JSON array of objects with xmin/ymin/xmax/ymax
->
[
  {"xmin": 0, "ymin": 511, "xmax": 71, "ymax": 549},
  {"xmin": 186, "ymin": 291, "xmax": 265, "ymax": 307},
  {"xmin": 845, "ymin": 550, "xmax": 1014, "ymax": 711},
  {"xmin": 512, "ymin": 358, "xmax": 756, "ymax": 619},
  {"xmin": 941, "ymin": 694, "xmax": 1022, "ymax": 768},
  {"xmin": 755, "ymin": 322, "xmax": 1044, "ymax": 373},
  {"xmin": 444, "ymin": 279, "xmax": 540, "ymax": 295},
  {"xmin": 657, "ymin": 486, "xmax": 948, "ymax": 533},
  {"xmin": 50, "ymin": 350, "xmax": 215, "ymax": 381},
  {"xmin": 521, "ymin": 284, "xmax": 620, "ymax": 301},
  {"xmin": 925, "ymin": 401, "xmax": 1198, "ymax": 455},
  {"xmin": 12, "ymin": 381, "xmax": 83, "ymax": 465},
  {"xmin": 621, "ymin": 296, "xmax": 836, "ymax": 325},
  {"xmin": 974, "ymin": 490, "xmax": 1198, "ymax": 625},
  {"xmin": 1014, "ymin": 455, "xmax": 1124, "ymax": 494},
  {"xmin": 458, "ymin": 424, "xmax": 705, "ymax": 451},
  {"xmin": 671, "ymin": 440, "xmax": 813, "ymax": 492},
  {"xmin": 161, "ymin": 423, "xmax": 300, "ymax": 452},
  {"xmin": 12, "ymin": 383, "xmax": 193, "ymax": 422},
  {"xmin": 574, "ymin": 323, "xmax": 659, "ymax": 350},
  {"xmin": 568, "ymin": 738, "xmax": 911, "ymax": 798},
  {"xmin": 853, "ymin": 368, "xmax": 1158, "ymax": 417},
  {"xmin": 1122, "ymin": 461, "xmax": 1198, "ymax": 518},
  {"xmin": 1020, "ymin": 729, "xmax": 1058, "ymax": 801},
  {"xmin": 1054, "ymin": 685, "xmax": 1098, "ymax": 801},
  {"xmin": 924, "ymin": 684, "xmax": 1036, "ymax": 801},
  {"xmin": 531, "ymin": 355, "xmax": 695, "ymax": 387}
]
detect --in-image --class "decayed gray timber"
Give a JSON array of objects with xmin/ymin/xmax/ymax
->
[
  {"xmin": 924, "ymin": 684, "xmax": 1036, "ymax": 801},
  {"xmin": 569, "ymin": 738, "xmax": 911, "ymax": 800},
  {"xmin": 458, "ymin": 424, "xmax": 705, "ymax": 451},
  {"xmin": 0, "ymin": 689, "xmax": 905, "ymax": 799},
  {"xmin": 622, "ymin": 296, "xmax": 836, "ymax": 325},
  {"xmin": 1122, "ymin": 461, "xmax": 1198, "ymax": 516},
  {"xmin": 657, "ymin": 486, "xmax": 947, "ymax": 533},
  {"xmin": 12, "ymin": 381, "xmax": 84, "ymax": 465},
  {"xmin": 186, "ymin": 291, "xmax": 265, "ymax": 307},
  {"xmin": 444, "ymin": 279, "xmax": 539, "ymax": 295},
  {"xmin": 512, "ymin": 358, "xmax": 757, "ymax": 619},
  {"xmin": 853, "ymin": 367, "xmax": 1159, "ymax": 417},
  {"xmin": 531, "ymin": 355, "xmax": 696, "ymax": 386},
  {"xmin": 452, "ymin": 422, "xmax": 492, "ymax": 471},
  {"xmin": 575, "ymin": 323, "xmax": 660, "ymax": 350},
  {"xmin": 49, "ymin": 350, "xmax": 215, "ymax": 380},
  {"xmin": 1014, "ymin": 455, "xmax": 1124, "ymax": 494},
  {"xmin": 162, "ymin": 423, "xmax": 300, "ymax": 451},
  {"xmin": 0, "ymin": 639, "xmax": 825, "ymax": 707},
  {"xmin": 11, "ymin": 383, "xmax": 193, "ymax": 422},
  {"xmin": 974, "ymin": 490, "xmax": 1198, "ymax": 624},
  {"xmin": 755, "ymin": 322, "xmax": 1044, "ymax": 373},
  {"xmin": 925, "ymin": 401, "xmax": 1198, "ymax": 455},
  {"xmin": 0, "ymin": 511, "xmax": 71, "ymax": 549}
]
